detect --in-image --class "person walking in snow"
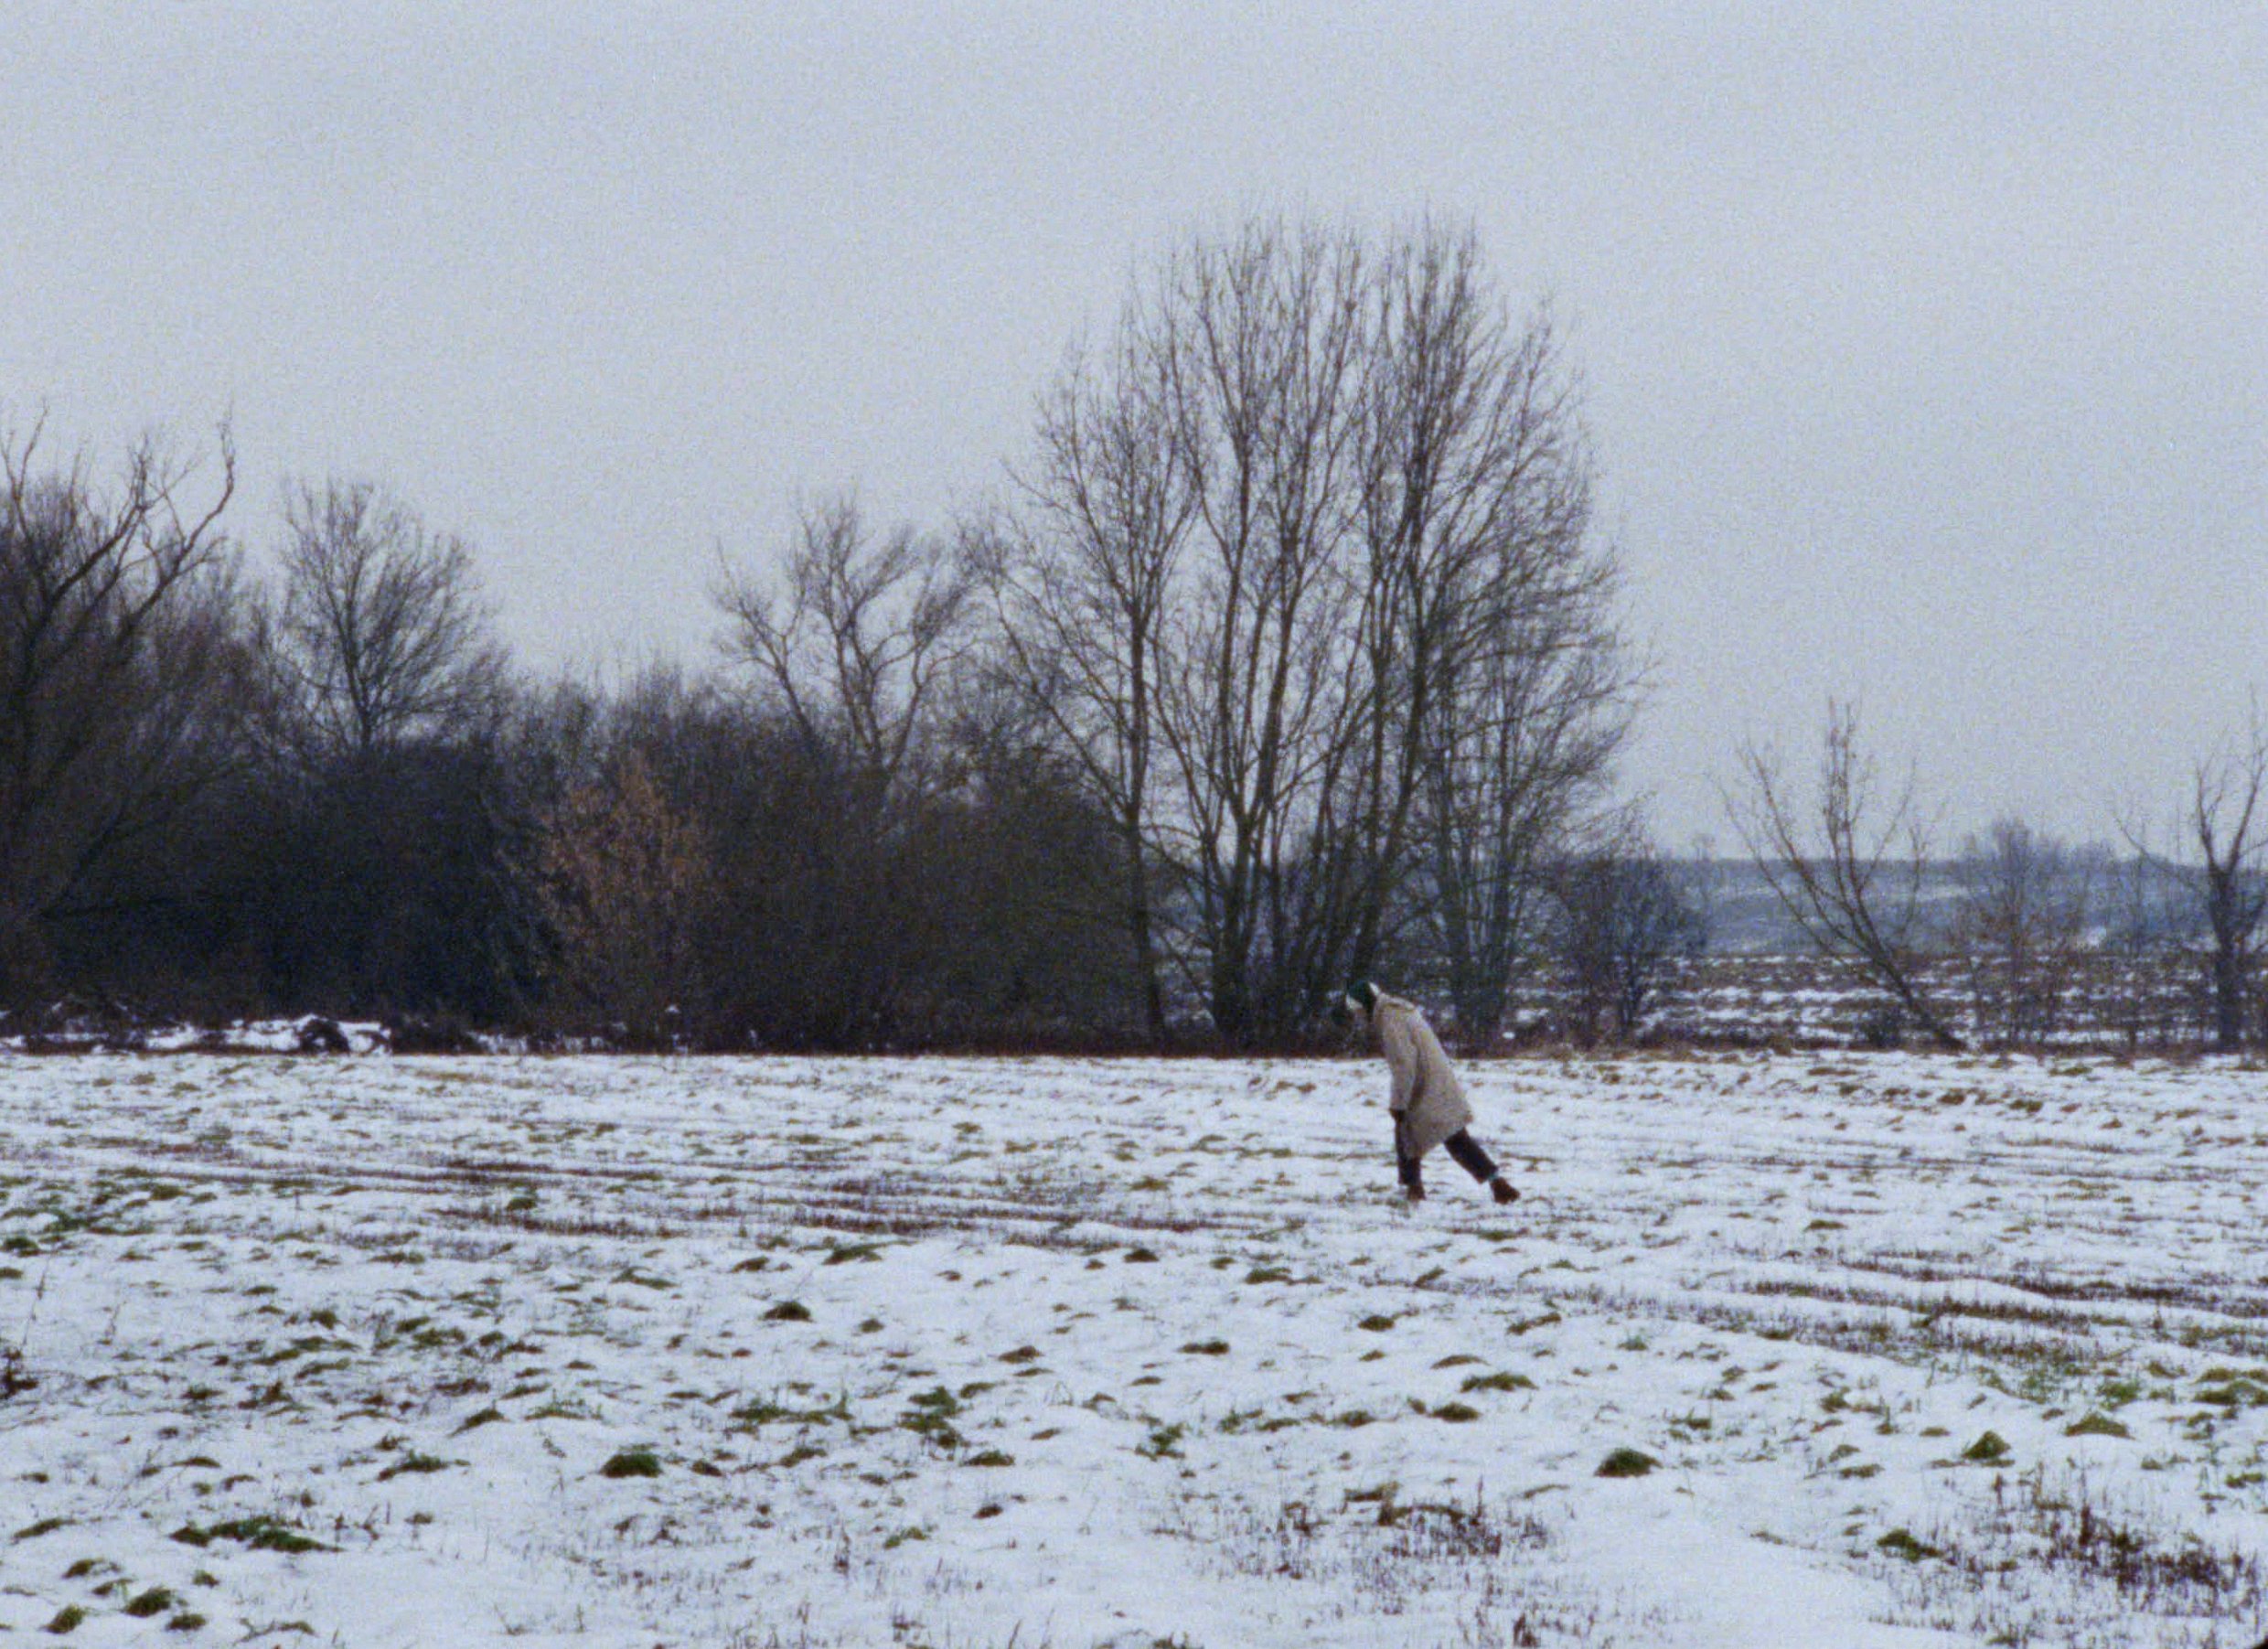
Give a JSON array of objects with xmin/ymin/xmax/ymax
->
[{"xmin": 1342, "ymin": 980, "xmax": 1519, "ymax": 1205}]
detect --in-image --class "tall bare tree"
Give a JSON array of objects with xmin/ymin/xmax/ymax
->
[
  {"xmin": 1731, "ymin": 701, "xmax": 1963, "ymax": 1050},
  {"xmin": 264, "ymin": 479, "xmax": 509, "ymax": 761},
  {"xmin": 1407, "ymin": 324, "xmax": 1631, "ymax": 1043},
  {"xmin": 1343, "ymin": 241, "xmax": 1621, "ymax": 1006},
  {"xmin": 971, "ymin": 320, "xmax": 1193, "ymax": 1033},
  {"xmin": 0, "ymin": 422, "xmax": 240, "ymax": 996},
  {"xmin": 978, "ymin": 218, "xmax": 1628, "ymax": 1043},
  {"xmin": 1139, "ymin": 221, "xmax": 1375, "ymax": 1040}
]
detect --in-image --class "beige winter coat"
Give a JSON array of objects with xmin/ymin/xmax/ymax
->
[{"xmin": 1370, "ymin": 991, "xmax": 1473, "ymax": 1158}]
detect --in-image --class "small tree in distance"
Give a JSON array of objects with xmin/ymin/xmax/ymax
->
[
  {"xmin": 1951, "ymin": 819, "xmax": 2089, "ymax": 1048},
  {"xmin": 2122, "ymin": 712, "xmax": 2268, "ymax": 1052},
  {"xmin": 1553, "ymin": 830, "xmax": 1706, "ymax": 1044},
  {"xmin": 1729, "ymin": 701, "xmax": 1963, "ymax": 1051}
]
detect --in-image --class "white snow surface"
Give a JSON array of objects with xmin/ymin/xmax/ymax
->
[{"xmin": 2, "ymin": 1050, "xmax": 2265, "ymax": 1648}]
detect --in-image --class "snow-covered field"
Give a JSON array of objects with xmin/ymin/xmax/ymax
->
[{"xmin": 4, "ymin": 1050, "xmax": 2267, "ymax": 1648}]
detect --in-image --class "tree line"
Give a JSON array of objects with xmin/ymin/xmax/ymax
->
[
  {"xmin": 20, "ymin": 213, "xmax": 2252, "ymax": 1055},
  {"xmin": 4, "ymin": 219, "xmax": 1690, "ymax": 1050}
]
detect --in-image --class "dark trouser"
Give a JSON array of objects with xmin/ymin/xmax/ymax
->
[{"xmin": 1397, "ymin": 1128, "xmax": 1497, "ymax": 1194}]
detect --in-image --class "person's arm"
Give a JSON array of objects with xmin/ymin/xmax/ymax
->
[{"xmin": 1383, "ymin": 1013, "xmax": 1416, "ymax": 1113}]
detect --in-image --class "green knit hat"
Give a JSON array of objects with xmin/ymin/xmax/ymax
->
[{"xmin": 1346, "ymin": 980, "xmax": 1379, "ymax": 1012}]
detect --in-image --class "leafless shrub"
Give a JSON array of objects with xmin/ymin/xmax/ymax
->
[
  {"xmin": 538, "ymin": 751, "xmax": 717, "ymax": 1048},
  {"xmin": 1551, "ymin": 831, "xmax": 1706, "ymax": 1044},
  {"xmin": 1952, "ymin": 819, "xmax": 2091, "ymax": 1048}
]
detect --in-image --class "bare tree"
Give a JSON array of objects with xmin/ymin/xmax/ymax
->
[
  {"xmin": 2126, "ymin": 718, "xmax": 2268, "ymax": 1051},
  {"xmin": 1951, "ymin": 819, "xmax": 2089, "ymax": 1048},
  {"xmin": 1553, "ymin": 830, "xmax": 1707, "ymax": 1044},
  {"xmin": 0, "ymin": 421, "xmax": 240, "ymax": 996},
  {"xmin": 718, "ymin": 495, "xmax": 970, "ymax": 799},
  {"xmin": 1730, "ymin": 701, "xmax": 1963, "ymax": 1050},
  {"xmin": 264, "ymin": 479, "xmax": 509, "ymax": 761},
  {"xmin": 714, "ymin": 497, "xmax": 976, "ymax": 1042},
  {"xmin": 972, "ymin": 316, "xmax": 1193, "ymax": 1033},
  {"xmin": 1347, "ymin": 240, "xmax": 1631, "ymax": 1037},
  {"xmin": 977, "ymin": 218, "xmax": 1630, "ymax": 1044},
  {"xmin": 1141, "ymin": 220, "xmax": 1375, "ymax": 1041}
]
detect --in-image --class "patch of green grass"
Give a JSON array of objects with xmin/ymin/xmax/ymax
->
[
  {"xmin": 1357, "ymin": 1314, "xmax": 1396, "ymax": 1333},
  {"xmin": 1432, "ymin": 1401, "xmax": 1482, "ymax": 1422},
  {"xmin": 1960, "ymin": 1430, "xmax": 2012, "ymax": 1464},
  {"xmin": 1460, "ymin": 1371, "xmax": 1535, "ymax": 1394},
  {"xmin": 966, "ymin": 1448, "xmax": 1015, "ymax": 1467},
  {"xmin": 598, "ymin": 1447, "xmax": 663, "ymax": 1479},
  {"xmin": 1245, "ymin": 1267, "xmax": 1290, "ymax": 1285},
  {"xmin": 2064, "ymin": 1412, "xmax": 2132, "ymax": 1440},
  {"xmin": 1124, "ymin": 1247, "xmax": 1160, "ymax": 1264},
  {"xmin": 899, "ymin": 1387, "xmax": 965, "ymax": 1451},
  {"xmin": 42, "ymin": 1604, "xmax": 86, "ymax": 1635},
  {"xmin": 13, "ymin": 1516, "xmax": 71, "ymax": 1542},
  {"xmin": 1595, "ymin": 1448, "xmax": 1658, "ymax": 1478},
  {"xmin": 763, "ymin": 1300, "xmax": 811, "ymax": 1322},
  {"xmin": 377, "ymin": 1451, "xmax": 455, "ymax": 1482},
  {"xmin": 2196, "ymin": 1376, "xmax": 2268, "ymax": 1409},
  {"xmin": 1877, "ymin": 1527, "xmax": 1939, "ymax": 1562},
  {"xmin": 166, "ymin": 1613, "xmax": 208, "ymax": 1633},
  {"xmin": 1138, "ymin": 1422, "xmax": 1186, "ymax": 1460},
  {"xmin": 454, "ymin": 1405, "xmax": 507, "ymax": 1434},
  {"xmin": 123, "ymin": 1587, "xmax": 177, "ymax": 1618},
  {"xmin": 732, "ymin": 1392, "xmax": 847, "ymax": 1429},
  {"xmin": 1179, "ymin": 1339, "xmax": 1229, "ymax": 1356},
  {"xmin": 169, "ymin": 1516, "xmax": 328, "ymax": 1554}
]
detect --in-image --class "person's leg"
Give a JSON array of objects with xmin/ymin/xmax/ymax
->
[
  {"xmin": 1445, "ymin": 1129, "xmax": 1519, "ymax": 1204},
  {"xmin": 1395, "ymin": 1113, "xmax": 1425, "ymax": 1200},
  {"xmin": 1443, "ymin": 1130, "xmax": 1497, "ymax": 1182}
]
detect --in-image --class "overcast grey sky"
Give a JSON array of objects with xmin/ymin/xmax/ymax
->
[{"xmin": 6, "ymin": 3, "xmax": 2263, "ymax": 843}]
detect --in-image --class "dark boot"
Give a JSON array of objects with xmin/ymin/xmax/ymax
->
[{"xmin": 1489, "ymin": 1175, "xmax": 1519, "ymax": 1205}]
